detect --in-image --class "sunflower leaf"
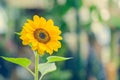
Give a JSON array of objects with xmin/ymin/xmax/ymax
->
[
  {"xmin": 14, "ymin": 32, "xmax": 21, "ymax": 35},
  {"xmin": 1, "ymin": 56, "xmax": 31, "ymax": 68},
  {"xmin": 47, "ymin": 56, "xmax": 72, "ymax": 63},
  {"xmin": 38, "ymin": 63, "xmax": 56, "ymax": 80}
]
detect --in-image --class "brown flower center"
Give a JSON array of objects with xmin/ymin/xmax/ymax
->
[{"xmin": 34, "ymin": 28, "xmax": 50, "ymax": 43}]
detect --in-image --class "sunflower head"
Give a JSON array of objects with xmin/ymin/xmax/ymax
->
[{"xmin": 20, "ymin": 15, "xmax": 62, "ymax": 55}]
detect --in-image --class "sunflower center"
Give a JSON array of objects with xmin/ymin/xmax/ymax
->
[
  {"xmin": 34, "ymin": 28, "xmax": 50, "ymax": 43},
  {"xmin": 39, "ymin": 32, "xmax": 46, "ymax": 39}
]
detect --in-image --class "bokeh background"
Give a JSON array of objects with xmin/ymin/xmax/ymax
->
[{"xmin": 0, "ymin": 0, "xmax": 120, "ymax": 80}]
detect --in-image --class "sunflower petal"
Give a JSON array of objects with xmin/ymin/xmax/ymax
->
[
  {"xmin": 23, "ymin": 23, "xmax": 34, "ymax": 32},
  {"xmin": 22, "ymin": 41, "xmax": 29, "ymax": 45},
  {"xmin": 46, "ymin": 19, "xmax": 54, "ymax": 26},
  {"xmin": 38, "ymin": 48, "xmax": 44, "ymax": 55},
  {"xmin": 45, "ymin": 45, "xmax": 53, "ymax": 55},
  {"xmin": 38, "ymin": 44, "xmax": 46, "ymax": 55},
  {"xmin": 26, "ymin": 34, "xmax": 33, "ymax": 39},
  {"xmin": 39, "ymin": 17, "xmax": 46, "ymax": 27},
  {"xmin": 47, "ymin": 42, "xmax": 58, "ymax": 52},
  {"xmin": 33, "ymin": 15, "xmax": 40, "ymax": 26},
  {"xmin": 27, "ymin": 19, "xmax": 37, "ymax": 29}
]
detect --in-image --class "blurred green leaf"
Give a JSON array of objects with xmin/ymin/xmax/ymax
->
[
  {"xmin": 1, "ymin": 56, "xmax": 31, "ymax": 68},
  {"xmin": 47, "ymin": 56, "xmax": 72, "ymax": 63},
  {"xmin": 15, "ymin": 32, "xmax": 20, "ymax": 35},
  {"xmin": 107, "ymin": 16, "xmax": 120, "ymax": 28},
  {"xmin": 89, "ymin": 5, "xmax": 97, "ymax": 12},
  {"xmin": 89, "ymin": 5, "xmax": 102, "ymax": 22},
  {"xmin": 38, "ymin": 63, "xmax": 56, "ymax": 80}
]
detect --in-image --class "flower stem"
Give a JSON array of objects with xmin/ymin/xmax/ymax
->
[
  {"xmin": 26, "ymin": 68, "xmax": 35, "ymax": 76},
  {"xmin": 34, "ymin": 51, "xmax": 39, "ymax": 80},
  {"xmin": 39, "ymin": 75, "xmax": 43, "ymax": 80}
]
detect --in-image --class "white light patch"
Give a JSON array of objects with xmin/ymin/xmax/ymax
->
[
  {"xmin": 0, "ymin": 7, "xmax": 7, "ymax": 34},
  {"xmin": 63, "ymin": 8, "xmax": 76, "ymax": 32},
  {"xmin": 100, "ymin": 9, "xmax": 110, "ymax": 21},
  {"xmin": 57, "ymin": 0, "xmax": 66, "ymax": 5},
  {"xmin": 79, "ymin": 6, "xmax": 90, "ymax": 23},
  {"xmin": 91, "ymin": 22, "xmax": 111, "ymax": 45}
]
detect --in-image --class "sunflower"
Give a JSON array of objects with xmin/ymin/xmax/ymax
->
[{"xmin": 20, "ymin": 15, "xmax": 62, "ymax": 55}]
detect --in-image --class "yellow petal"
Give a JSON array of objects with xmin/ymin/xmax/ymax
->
[
  {"xmin": 23, "ymin": 23, "xmax": 34, "ymax": 33},
  {"xmin": 32, "ymin": 40, "xmax": 38, "ymax": 46},
  {"xmin": 20, "ymin": 34, "xmax": 28, "ymax": 40},
  {"xmin": 39, "ymin": 17, "xmax": 46, "ymax": 27},
  {"xmin": 45, "ymin": 45, "xmax": 53, "ymax": 55},
  {"xmin": 26, "ymin": 33, "xmax": 34, "ymax": 39},
  {"xmin": 20, "ymin": 30, "xmax": 26, "ymax": 35},
  {"xmin": 38, "ymin": 43, "xmax": 46, "ymax": 55},
  {"xmin": 33, "ymin": 15, "xmax": 40, "ymax": 26},
  {"xmin": 22, "ymin": 41, "xmax": 29, "ymax": 45},
  {"xmin": 47, "ymin": 42, "xmax": 58, "ymax": 52},
  {"xmin": 51, "ymin": 41, "xmax": 61, "ymax": 48},
  {"xmin": 57, "ymin": 36, "xmax": 62, "ymax": 40},
  {"xmin": 32, "ymin": 46, "xmax": 37, "ymax": 50},
  {"xmin": 48, "ymin": 27, "xmax": 62, "ymax": 35},
  {"xmin": 46, "ymin": 19, "xmax": 54, "ymax": 26},
  {"xmin": 27, "ymin": 19, "xmax": 37, "ymax": 28},
  {"xmin": 51, "ymin": 36, "xmax": 62, "ymax": 40},
  {"xmin": 38, "ymin": 48, "xmax": 44, "ymax": 55},
  {"xmin": 31, "ymin": 40, "xmax": 38, "ymax": 50},
  {"xmin": 26, "ymin": 23, "xmax": 34, "ymax": 30}
]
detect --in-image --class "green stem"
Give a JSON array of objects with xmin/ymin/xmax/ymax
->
[
  {"xmin": 39, "ymin": 75, "xmax": 44, "ymax": 80},
  {"xmin": 34, "ymin": 51, "xmax": 39, "ymax": 80},
  {"xmin": 26, "ymin": 68, "xmax": 35, "ymax": 76}
]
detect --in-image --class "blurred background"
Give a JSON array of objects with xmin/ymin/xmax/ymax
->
[{"xmin": 0, "ymin": 0, "xmax": 120, "ymax": 80}]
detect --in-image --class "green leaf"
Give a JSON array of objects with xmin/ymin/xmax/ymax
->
[
  {"xmin": 38, "ymin": 63, "xmax": 56, "ymax": 80},
  {"xmin": 14, "ymin": 32, "xmax": 20, "ymax": 35},
  {"xmin": 107, "ymin": 16, "xmax": 120, "ymax": 28},
  {"xmin": 1, "ymin": 56, "xmax": 31, "ymax": 68},
  {"xmin": 47, "ymin": 56, "xmax": 72, "ymax": 63}
]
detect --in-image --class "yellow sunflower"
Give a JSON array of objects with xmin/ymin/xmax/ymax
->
[{"xmin": 20, "ymin": 15, "xmax": 62, "ymax": 55}]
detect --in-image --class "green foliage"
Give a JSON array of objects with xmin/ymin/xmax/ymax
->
[
  {"xmin": 47, "ymin": 56, "xmax": 72, "ymax": 63},
  {"xmin": 15, "ymin": 32, "xmax": 20, "ymax": 35},
  {"xmin": 45, "ymin": 70, "xmax": 72, "ymax": 80},
  {"xmin": 0, "ymin": 55, "xmax": 72, "ymax": 80},
  {"xmin": 89, "ymin": 5, "xmax": 102, "ymax": 22},
  {"xmin": 1, "ymin": 56, "xmax": 31, "ymax": 68},
  {"xmin": 107, "ymin": 16, "xmax": 120, "ymax": 28},
  {"xmin": 39, "ymin": 56, "xmax": 72, "ymax": 80},
  {"xmin": 38, "ymin": 63, "xmax": 56, "ymax": 80}
]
